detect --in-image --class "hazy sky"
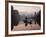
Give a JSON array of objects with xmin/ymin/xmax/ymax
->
[{"xmin": 13, "ymin": 5, "xmax": 41, "ymax": 15}]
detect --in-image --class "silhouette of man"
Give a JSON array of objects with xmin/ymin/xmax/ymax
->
[{"xmin": 24, "ymin": 16, "xmax": 28, "ymax": 26}]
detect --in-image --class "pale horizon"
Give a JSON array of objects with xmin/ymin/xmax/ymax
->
[{"xmin": 13, "ymin": 5, "xmax": 41, "ymax": 15}]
